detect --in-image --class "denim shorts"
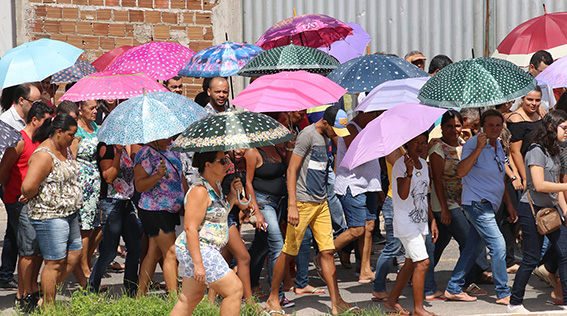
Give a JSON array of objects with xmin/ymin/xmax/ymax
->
[
  {"xmin": 176, "ymin": 244, "xmax": 230, "ymax": 284},
  {"xmin": 338, "ymin": 188, "xmax": 378, "ymax": 227},
  {"xmin": 18, "ymin": 204, "xmax": 41, "ymax": 257},
  {"xmin": 31, "ymin": 213, "xmax": 82, "ymax": 261}
]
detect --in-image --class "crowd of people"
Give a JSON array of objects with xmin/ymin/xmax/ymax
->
[{"xmin": 0, "ymin": 48, "xmax": 567, "ymax": 316}]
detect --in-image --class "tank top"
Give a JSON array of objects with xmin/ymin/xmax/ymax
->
[
  {"xmin": 252, "ymin": 148, "xmax": 287, "ymax": 196},
  {"xmin": 4, "ymin": 131, "xmax": 39, "ymax": 204}
]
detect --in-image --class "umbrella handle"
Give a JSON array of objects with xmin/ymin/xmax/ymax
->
[{"xmin": 237, "ymin": 190, "xmax": 251, "ymax": 205}]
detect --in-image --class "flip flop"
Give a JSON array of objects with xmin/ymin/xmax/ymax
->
[
  {"xmin": 371, "ymin": 296, "xmax": 387, "ymax": 302},
  {"xmin": 262, "ymin": 310, "xmax": 289, "ymax": 316},
  {"xmin": 337, "ymin": 306, "xmax": 362, "ymax": 315},
  {"xmin": 294, "ymin": 287, "xmax": 325, "ymax": 295}
]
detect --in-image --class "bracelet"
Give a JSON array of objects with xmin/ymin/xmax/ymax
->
[{"xmin": 286, "ymin": 147, "xmax": 294, "ymax": 152}]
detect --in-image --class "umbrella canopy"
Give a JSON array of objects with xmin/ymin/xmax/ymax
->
[
  {"xmin": 317, "ymin": 23, "xmax": 372, "ymax": 64},
  {"xmin": 256, "ymin": 14, "xmax": 353, "ymax": 50},
  {"xmin": 178, "ymin": 42, "xmax": 263, "ymax": 78},
  {"xmin": 0, "ymin": 121, "xmax": 23, "ymax": 154},
  {"xmin": 58, "ymin": 70, "xmax": 168, "ymax": 102},
  {"xmin": 92, "ymin": 46, "xmax": 134, "ymax": 71},
  {"xmin": 0, "ymin": 38, "xmax": 83, "ymax": 88},
  {"xmin": 51, "ymin": 59, "xmax": 97, "ymax": 84},
  {"xmin": 340, "ymin": 103, "xmax": 447, "ymax": 170},
  {"xmin": 171, "ymin": 111, "xmax": 295, "ymax": 152},
  {"xmin": 492, "ymin": 11, "xmax": 567, "ymax": 67},
  {"xmin": 536, "ymin": 54, "xmax": 567, "ymax": 88},
  {"xmin": 97, "ymin": 91, "xmax": 207, "ymax": 146},
  {"xmin": 327, "ymin": 54, "xmax": 429, "ymax": 94},
  {"xmin": 418, "ymin": 57, "xmax": 537, "ymax": 108},
  {"xmin": 106, "ymin": 42, "xmax": 195, "ymax": 80},
  {"xmin": 356, "ymin": 77, "xmax": 429, "ymax": 112},
  {"xmin": 237, "ymin": 44, "xmax": 339, "ymax": 77},
  {"xmin": 231, "ymin": 70, "xmax": 347, "ymax": 112}
]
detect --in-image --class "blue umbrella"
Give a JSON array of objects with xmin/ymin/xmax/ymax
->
[
  {"xmin": 0, "ymin": 120, "xmax": 23, "ymax": 154},
  {"xmin": 178, "ymin": 41, "xmax": 264, "ymax": 78},
  {"xmin": 327, "ymin": 54, "xmax": 429, "ymax": 94},
  {"xmin": 0, "ymin": 38, "xmax": 83, "ymax": 88},
  {"xmin": 51, "ymin": 59, "xmax": 97, "ymax": 84},
  {"xmin": 97, "ymin": 91, "xmax": 207, "ymax": 146}
]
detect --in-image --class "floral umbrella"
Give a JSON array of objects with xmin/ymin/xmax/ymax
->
[
  {"xmin": 51, "ymin": 59, "xmax": 97, "ymax": 83},
  {"xmin": 256, "ymin": 13, "xmax": 353, "ymax": 50},
  {"xmin": 171, "ymin": 111, "xmax": 295, "ymax": 153},
  {"xmin": 178, "ymin": 41, "xmax": 263, "ymax": 77}
]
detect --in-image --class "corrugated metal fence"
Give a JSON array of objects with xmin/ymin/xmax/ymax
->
[{"xmin": 242, "ymin": 0, "xmax": 567, "ymax": 64}]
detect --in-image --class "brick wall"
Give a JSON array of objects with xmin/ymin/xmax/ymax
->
[{"xmin": 26, "ymin": 0, "xmax": 218, "ymax": 99}]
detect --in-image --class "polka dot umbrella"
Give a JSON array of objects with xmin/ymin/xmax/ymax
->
[
  {"xmin": 418, "ymin": 57, "xmax": 537, "ymax": 108},
  {"xmin": 237, "ymin": 43, "xmax": 340, "ymax": 77},
  {"xmin": 106, "ymin": 42, "xmax": 195, "ymax": 80},
  {"xmin": 327, "ymin": 54, "xmax": 429, "ymax": 94},
  {"xmin": 171, "ymin": 111, "xmax": 295, "ymax": 153},
  {"xmin": 51, "ymin": 59, "xmax": 97, "ymax": 84},
  {"xmin": 0, "ymin": 120, "xmax": 22, "ymax": 154}
]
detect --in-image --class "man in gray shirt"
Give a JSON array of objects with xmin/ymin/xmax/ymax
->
[{"xmin": 265, "ymin": 107, "xmax": 360, "ymax": 315}]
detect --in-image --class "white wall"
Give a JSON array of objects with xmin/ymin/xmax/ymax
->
[{"xmin": 0, "ymin": 0, "xmax": 15, "ymax": 57}]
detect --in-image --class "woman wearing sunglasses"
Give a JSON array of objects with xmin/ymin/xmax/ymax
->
[
  {"xmin": 171, "ymin": 151, "xmax": 244, "ymax": 316},
  {"xmin": 508, "ymin": 110, "xmax": 567, "ymax": 313},
  {"xmin": 444, "ymin": 109, "xmax": 518, "ymax": 305}
]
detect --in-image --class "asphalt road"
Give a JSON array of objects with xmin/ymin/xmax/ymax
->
[{"xmin": 0, "ymin": 202, "xmax": 565, "ymax": 315}]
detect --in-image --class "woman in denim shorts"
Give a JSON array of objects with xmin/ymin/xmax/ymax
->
[
  {"xmin": 21, "ymin": 114, "xmax": 84, "ymax": 307},
  {"xmin": 171, "ymin": 151, "xmax": 244, "ymax": 316}
]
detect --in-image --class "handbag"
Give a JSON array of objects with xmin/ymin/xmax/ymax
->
[{"xmin": 527, "ymin": 190, "xmax": 562, "ymax": 235}]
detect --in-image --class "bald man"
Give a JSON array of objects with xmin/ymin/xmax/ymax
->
[{"xmin": 205, "ymin": 77, "xmax": 229, "ymax": 115}]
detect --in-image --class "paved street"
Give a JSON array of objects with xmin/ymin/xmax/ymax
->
[{"xmin": 0, "ymin": 202, "xmax": 565, "ymax": 315}]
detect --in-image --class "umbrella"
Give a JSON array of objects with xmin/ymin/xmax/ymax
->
[
  {"xmin": 58, "ymin": 70, "xmax": 168, "ymax": 102},
  {"xmin": 492, "ymin": 10, "xmax": 567, "ymax": 67},
  {"xmin": 0, "ymin": 38, "xmax": 83, "ymax": 88},
  {"xmin": 237, "ymin": 44, "xmax": 339, "ymax": 77},
  {"xmin": 171, "ymin": 111, "xmax": 295, "ymax": 153},
  {"xmin": 327, "ymin": 54, "xmax": 429, "ymax": 94},
  {"xmin": 51, "ymin": 59, "xmax": 97, "ymax": 84},
  {"xmin": 355, "ymin": 77, "xmax": 430, "ymax": 112},
  {"xmin": 256, "ymin": 13, "xmax": 353, "ymax": 50},
  {"xmin": 231, "ymin": 70, "xmax": 347, "ymax": 112},
  {"xmin": 106, "ymin": 42, "xmax": 195, "ymax": 80},
  {"xmin": 0, "ymin": 121, "xmax": 23, "ymax": 153},
  {"xmin": 536, "ymin": 55, "xmax": 567, "ymax": 88},
  {"xmin": 418, "ymin": 57, "xmax": 537, "ymax": 108},
  {"xmin": 97, "ymin": 91, "xmax": 207, "ymax": 146},
  {"xmin": 178, "ymin": 41, "xmax": 263, "ymax": 77},
  {"xmin": 340, "ymin": 103, "xmax": 447, "ymax": 170},
  {"xmin": 92, "ymin": 46, "xmax": 134, "ymax": 71},
  {"xmin": 317, "ymin": 23, "xmax": 372, "ymax": 64}
]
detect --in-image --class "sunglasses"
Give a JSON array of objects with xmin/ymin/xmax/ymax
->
[
  {"xmin": 23, "ymin": 98, "xmax": 42, "ymax": 106},
  {"xmin": 559, "ymin": 124, "xmax": 567, "ymax": 132},
  {"xmin": 494, "ymin": 154, "xmax": 503, "ymax": 173},
  {"xmin": 214, "ymin": 157, "xmax": 229, "ymax": 165}
]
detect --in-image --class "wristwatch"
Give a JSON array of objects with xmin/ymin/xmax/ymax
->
[
  {"xmin": 404, "ymin": 171, "xmax": 413, "ymax": 178},
  {"xmin": 511, "ymin": 176, "xmax": 517, "ymax": 181}
]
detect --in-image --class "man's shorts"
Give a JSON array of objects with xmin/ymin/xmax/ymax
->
[
  {"xmin": 338, "ymin": 188, "xmax": 378, "ymax": 227},
  {"xmin": 281, "ymin": 201, "xmax": 334, "ymax": 256},
  {"xmin": 398, "ymin": 234, "xmax": 428, "ymax": 263},
  {"xmin": 18, "ymin": 204, "xmax": 41, "ymax": 257}
]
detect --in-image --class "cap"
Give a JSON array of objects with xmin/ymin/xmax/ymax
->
[{"xmin": 323, "ymin": 106, "xmax": 350, "ymax": 137}]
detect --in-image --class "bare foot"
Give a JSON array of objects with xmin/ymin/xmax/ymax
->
[
  {"xmin": 495, "ymin": 295, "xmax": 510, "ymax": 305},
  {"xmin": 265, "ymin": 297, "xmax": 285, "ymax": 314},
  {"xmin": 414, "ymin": 307, "xmax": 438, "ymax": 316},
  {"xmin": 425, "ymin": 290, "xmax": 446, "ymax": 300},
  {"xmin": 384, "ymin": 301, "xmax": 411, "ymax": 315},
  {"xmin": 293, "ymin": 285, "xmax": 325, "ymax": 295},
  {"xmin": 332, "ymin": 299, "xmax": 360, "ymax": 315},
  {"xmin": 371, "ymin": 290, "xmax": 389, "ymax": 301},
  {"xmin": 358, "ymin": 271, "xmax": 375, "ymax": 283}
]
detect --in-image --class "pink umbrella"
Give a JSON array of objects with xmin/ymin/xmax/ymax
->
[
  {"xmin": 340, "ymin": 102, "xmax": 447, "ymax": 169},
  {"xmin": 92, "ymin": 45, "xmax": 134, "ymax": 71},
  {"xmin": 317, "ymin": 23, "xmax": 372, "ymax": 64},
  {"xmin": 58, "ymin": 70, "xmax": 168, "ymax": 102},
  {"xmin": 231, "ymin": 70, "xmax": 347, "ymax": 112},
  {"xmin": 106, "ymin": 42, "xmax": 195, "ymax": 80}
]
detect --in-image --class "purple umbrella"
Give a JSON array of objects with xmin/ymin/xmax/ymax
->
[
  {"xmin": 317, "ymin": 23, "xmax": 371, "ymax": 64},
  {"xmin": 340, "ymin": 102, "xmax": 446, "ymax": 169}
]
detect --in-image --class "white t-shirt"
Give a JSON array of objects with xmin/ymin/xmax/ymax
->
[{"xmin": 392, "ymin": 156, "xmax": 429, "ymax": 238}]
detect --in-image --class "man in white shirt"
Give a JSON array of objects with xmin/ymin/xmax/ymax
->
[
  {"xmin": 204, "ymin": 77, "xmax": 229, "ymax": 115},
  {"xmin": 0, "ymin": 84, "xmax": 41, "ymax": 131}
]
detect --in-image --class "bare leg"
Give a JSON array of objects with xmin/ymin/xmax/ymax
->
[
  {"xmin": 40, "ymin": 259, "xmax": 65, "ymax": 307},
  {"xmin": 210, "ymin": 271, "xmax": 244, "ymax": 316},
  {"xmin": 88, "ymin": 228, "xmax": 102, "ymax": 270},
  {"xmin": 265, "ymin": 253, "xmax": 292, "ymax": 313},
  {"xmin": 359, "ymin": 220, "xmax": 376, "ymax": 282},
  {"xmin": 152, "ymin": 231, "xmax": 178, "ymax": 294},
  {"xmin": 66, "ymin": 249, "xmax": 86, "ymax": 287},
  {"xmin": 169, "ymin": 277, "xmax": 206, "ymax": 316},
  {"xmin": 412, "ymin": 259, "xmax": 435, "ymax": 316},
  {"xmin": 385, "ymin": 258, "xmax": 413, "ymax": 315},
  {"xmin": 223, "ymin": 225, "xmax": 252, "ymax": 301},
  {"xmin": 319, "ymin": 250, "xmax": 354, "ymax": 315},
  {"xmin": 334, "ymin": 227, "xmax": 364, "ymax": 252},
  {"xmin": 138, "ymin": 239, "xmax": 162, "ymax": 297}
]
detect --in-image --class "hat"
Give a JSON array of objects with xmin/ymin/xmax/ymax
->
[{"xmin": 323, "ymin": 106, "xmax": 350, "ymax": 137}]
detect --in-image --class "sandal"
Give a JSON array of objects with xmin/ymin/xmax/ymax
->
[{"xmin": 464, "ymin": 283, "xmax": 487, "ymax": 295}]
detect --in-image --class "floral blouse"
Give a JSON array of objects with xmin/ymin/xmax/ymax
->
[
  {"xmin": 428, "ymin": 139, "xmax": 463, "ymax": 212},
  {"xmin": 27, "ymin": 147, "xmax": 83, "ymax": 220},
  {"xmin": 175, "ymin": 176, "xmax": 230, "ymax": 251}
]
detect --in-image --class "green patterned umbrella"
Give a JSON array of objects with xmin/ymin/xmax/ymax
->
[
  {"xmin": 237, "ymin": 44, "xmax": 339, "ymax": 77},
  {"xmin": 418, "ymin": 57, "xmax": 537, "ymax": 108},
  {"xmin": 171, "ymin": 111, "xmax": 295, "ymax": 152}
]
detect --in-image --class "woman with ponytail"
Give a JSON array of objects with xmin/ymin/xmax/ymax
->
[{"xmin": 21, "ymin": 113, "xmax": 86, "ymax": 307}]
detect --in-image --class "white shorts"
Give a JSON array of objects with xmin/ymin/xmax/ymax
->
[{"xmin": 398, "ymin": 234, "xmax": 428, "ymax": 262}]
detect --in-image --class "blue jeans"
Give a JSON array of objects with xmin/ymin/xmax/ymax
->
[
  {"xmin": 0, "ymin": 201, "xmax": 22, "ymax": 283},
  {"xmin": 248, "ymin": 191, "xmax": 284, "ymax": 298},
  {"xmin": 446, "ymin": 201, "xmax": 510, "ymax": 298},
  {"xmin": 373, "ymin": 196, "xmax": 404, "ymax": 292},
  {"xmin": 295, "ymin": 226, "xmax": 313, "ymax": 288},
  {"xmin": 326, "ymin": 165, "xmax": 346, "ymax": 237},
  {"xmin": 424, "ymin": 230, "xmax": 438, "ymax": 296},
  {"xmin": 511, "ymin": 202, "xmax": 567, "ymax": 305},
  {"xmin": 89, "ymin": 199, "xmax": 142, "ymax": 297},
  {"xmin": 32, "ymin": 213, "xmax": 83, "ymax": 261}
]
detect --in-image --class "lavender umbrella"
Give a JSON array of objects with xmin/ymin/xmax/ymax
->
[{"xmin": 317, "ymin": 23, "xmax": 371, "ymax": 64}]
